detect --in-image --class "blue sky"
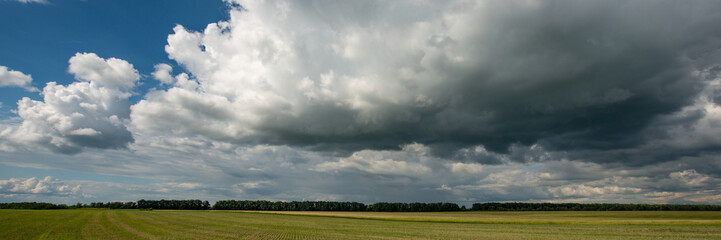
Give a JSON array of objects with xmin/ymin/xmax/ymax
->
[
  {"xmin": 0, "ymin": 0, "xmax": 226, "ymax": 190},
  {"xmin": 2, "ymin": 0, "xmax": 721, "ymax": 205},
  {"xmin": 0, "ymin": 0, "xmax": 227, "ymax": 109}
]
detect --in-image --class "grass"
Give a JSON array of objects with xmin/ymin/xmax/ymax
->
[{"xmin": 1, "ymin": 209, "xmax": 720, "ymax": 239}]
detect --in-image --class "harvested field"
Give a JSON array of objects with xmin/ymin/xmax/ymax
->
[{"xmin": 1, "ymin": 209, "xmax": 720, "ymax": 239}]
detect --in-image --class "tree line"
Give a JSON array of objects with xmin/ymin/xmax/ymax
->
[
  {"xmin": 3, "ymin": 201, "xmax": 721, "ymax": 211},
  {"xmin": 0, "ymin": 202, "xmax": 70, "ymax": 209},
  {"xmin": 211, "ymin": 200, "xmax": 462, "ymax": 212},
  {"xmin": 137, "ymin": 199, "xmax": 210, "ymax": 210},
  {"xmin": 471, "ymin": 202, "xmax": 721, "ymax": 211},
  {"xmin": 0, "ymin": 200, "xmax": 460, "ymax": 211},
  {"xmin": 0, "ymin": 200, "xmax": 207, "ymax": 210},
  {"xmin": 212, "ymin": 200, "xmax": 368, "ymax": 211},
  {"xmin": 88, "ymin": 201, "xmax": 137, "ymax": 209},
  {"xmin": 366, "ymin": 202, "xmax": 461, "ymax": 212}
]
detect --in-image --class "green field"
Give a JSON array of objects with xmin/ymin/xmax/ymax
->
[{"xmin": 1, "ymin": 210, "xmax": 720, "ymax": 239}]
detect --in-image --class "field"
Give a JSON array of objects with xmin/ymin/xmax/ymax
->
[{"xmin": 1, "ymin": 210, "xmax": 721, "ymax": 239}]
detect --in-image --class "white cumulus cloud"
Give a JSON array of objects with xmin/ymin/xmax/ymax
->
[
  {"xmin": 0, "ymin": 176, "xmax": 80, "ymax": 196},
  {"xmin": 315, "ymin": 144, "xmax": 432, "ymax": 176},
  {"xmin": 68, "ymin": 52, "xmax": 139, "ymax": 90},
  {"xmin": 0, "ymin": 53, "xmax": 137, "ymax": 154},
  {"xmin": 151, "ymin": 63, "xmax": 175, "ymax": 85},
  {"xmin": 0, "ymin": 65, "xmax": 38, "ymax": 92}
]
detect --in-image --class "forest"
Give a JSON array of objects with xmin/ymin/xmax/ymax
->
[{"xmin": 2, "ymin": 200, "xmax": 720, "ymax": 211}]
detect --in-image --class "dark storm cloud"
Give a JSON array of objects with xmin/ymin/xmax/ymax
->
[{"xmin": 132, "ymin": 0, "xmax": 721, "ymax": 166}]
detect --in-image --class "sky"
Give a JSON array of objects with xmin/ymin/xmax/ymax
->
[{"xmin": 1, "ymin": 0, "xmax": 721, "ymax": 205}]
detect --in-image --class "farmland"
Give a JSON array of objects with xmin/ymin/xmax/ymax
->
[{"xmin": 1, "ymin": 209, "xmax": 720, "ymax": 239}]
